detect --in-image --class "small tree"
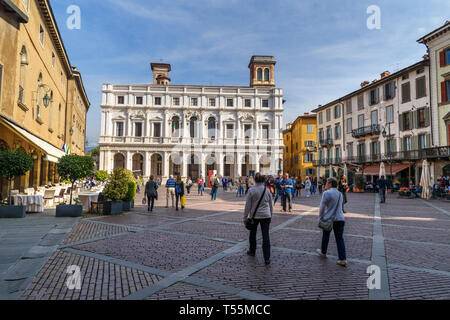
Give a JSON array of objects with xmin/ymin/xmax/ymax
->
[
  {"xmin": 103, "ymin": 167, "xmax": 129, "ymax": 201},
  {"xmin": 0, "ymin": 150, "xmax": 33, "ymax": 205},
  {"xmin": 121, "ymin": 169, "xmax": 137, "ymax": 202},
  {"xmin": 94, "ymin": 170, "xmax": 109, "ymax": 182},
  {"xmin": 57, "ymin": 155, "xmax": 94, "ymax": 205}
]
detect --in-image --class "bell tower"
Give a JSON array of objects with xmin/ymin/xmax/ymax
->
[
  {"xmin": 248, "ymin": 55, "xmax": 276, "ymax": 88},
  {"xmin": 150, "ymin": 63, "xmax": 171, "ymax": 85}
]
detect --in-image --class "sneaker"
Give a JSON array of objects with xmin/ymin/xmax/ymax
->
[
  {"xmin": 246, "ymin": 250, "xmax": 255, "ymax": 257},
  {"xmin": 264, "ymin": 260, "xmax": 270, "ymax": 265},
  {"xmin": 337, "ymin": 260, "xmax": 347, "ymax": 267},
  {"xmin": 316, "ymin": 249, "xmax": 327, "ymax": 258}
]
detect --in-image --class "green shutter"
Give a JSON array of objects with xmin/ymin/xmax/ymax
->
[
  {"xmin": 424, "ymin": 107, "xmax": 430, "ymax": 127},
  {"xmin": 412, "ymin": 136, "xmax": 418, "ymax": 150},
  {"xmin": 376, "ymin": 141, "xmax": 381, "ymax": 155},
  {"xmin": 392, "ymin": 139, "xmax": 397, "ymax": 153},
  {"xmin": 412, "ymin": 111, "xmax": 417, "ymax": 129},
  {"xmin": 399, "ymin": 114, "xmax": 404, "ymax": 131},
  {"xmin": 426, "ymin": 134, "xmax": 431, "ymax": 148}
]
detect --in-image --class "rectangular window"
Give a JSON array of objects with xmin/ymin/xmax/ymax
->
[
  {"xmin": 357, "ymin": 94, "xmax": 364, "ymax": 110},
  {"xmin": 371, "ymin": 141, "xmax": 378, "ymax": 155},
  {"xmin": 135, "ymin": 123, "xmax": 142, "ymax": 137},
  {"xmin": 347, "ymin": 143, "xmax": 353, "ymax": 158},
  {"xmin": 335, "ymin": 125, "xmax": 341, "ymax": 139},
  {"xmin": 52, "ymin": 52, "xmax": 55, "ymax": 68},
  {"xmin": 191, "ymin": 97, "xmax": 198, "ymax": 106},
  {"xmin": 326, "ymin": 109, "xmax": 331, "ymax": 121},
  {"xmin": 346, "ymin": 118, "xmax": 352, "ymax": 133},
  {"xmin": 402, "ymin": 74, "xmax": 409, "ymax": 80},
  {"xmin": 445, "ymin": 48, "xmax": 450, "ymax": 65},
  {"xmin": 416, "ymin": 76, "xmax": 426, "ymax": 99},
  {"xmin": 116, "ymin": 122, "xmax": 124, "ymax": 137},
  {"xmin": 346, "ymin": 100, "xmax": 352, "ymax": 114},
  {"xmin": 262, "ymin": 99, "xmax": 269, "ymax": 108},
  {"xmin": 209, "ymin": 98, "xmax": 215, "ymax": 106},
  {"xmin": 403, "ymin": 136, "xmax": 411, "ymax": 151},
  {"xmin": 416, "ymin": 68, "xmax": 424, "ymax": 74},
  {"xmin": 369, "ymin": 88, "xmax": 379, "ymax": 105},
  {"xmin": 371, "ymin": 110, "xmax": 378, "ymax": 125},
  {"xmin": 318, "ymin": 112, "xmax": 323, "ymax": 124},
  {"xmin": 384, "ymin": 82, "xmax": 395, "ymax": 100},
  {"xmin": 245, "ymin": 99, "xmax": 251, "ymax": 107},
  {"xmin": 244, "ymin": 124, "xmax": 251, "ymax": 140},
  {"xmin": 136, "ymin": 96, "xmax": 143, "ymax": 105},
  {"xmin": 326, "ymin": 127, "xmax": 332, "ymax": 139},
  {"xmin": 418, "ymin": 134, "xmax": 426, "ymax": 149},
  {"xmin": 173, "ymin": 97, "xmax": 180, "ymax": 105},
  {"xmin": 295, "ymin": 142, "xmax": 298, "ymax": 150},
  {"xmin": 358, "ymin": 114, "xmax": 364, "ymax": 128},
  {"xmin": 319, "ymin": 129, "xmax": 324, "ymax": 141},
  {"xmin": 153, "ymin": 123, "xmax": 161, "ymax": 137},
  {"xmin": 307, "ymin": 124, "xmax": 313, "ymax": 133},
  {"xmin": 403, "ymin": 112, "xmax": 411, "ymax": 131},
  {"xmin": 118, "ymin": 96, "xmax": 124, "ymax": 104},
  {"xmin": 445, "ymin": 80, "xmax": 450, "ymax": 102},
  {"xmin": 417, "ymin": 108, "xmax": 426, "ymax": 128},
  {"xmin": 262, "ymin": 125, "xmax": 269, "ymax": 139},
  {"xmin": 39, "ymin": 25, "xmax": 44, "ymax": 45},
  {"xmin": 155, "ymin": 97, "xmax": 161, "ymax": 105},
  {"xmin": 402, "ymin": 82, "xmax": 411, "ymax": 103},
  {"xmin": 358, "ymin": 143, "xmax": 365, "ymax": 157},
  {"xmin": 334, "ymin": 105, "xmax": 340, "ymax": 118},
  {"xmin": 386, "ymin": 105, "xmax": 393, "ymax": 123},
  {"xmin": 226, "ymin": 124, "xmax": 234, "ymax": 138},
  {"xmin": 386, "ymin": 139, "xmax": 394, "ymax": 154}
]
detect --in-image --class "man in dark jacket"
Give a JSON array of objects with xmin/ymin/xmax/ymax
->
[
  {"xmin": 144, "ymin": 175, "xmax": 158, "ymax": 212},
  {"xmin": 377, "ymin": 175, "xmax": 388, "ymax": 203}
]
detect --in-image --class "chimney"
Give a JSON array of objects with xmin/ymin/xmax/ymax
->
[
  {"xmin": 360, "ymin": 81, "xmax": 370, "ymax": 88},
  {"xmin": 304, "ymin": 112, "xmax": 309, "ymax": 115},
  {"xmin": 423, "ymin": 54, "xmax": 429, "ymax": 60},
  {"xmin": 372, "ymin": 79, "xmax": 378, "ymax": 83},
  {"xmin": 380, "ymin": 71, "xmax": 390, "ymax": 79},
  {"xmin": 150, "ymin": 63, "xmax": 171, "ymax": 85}
]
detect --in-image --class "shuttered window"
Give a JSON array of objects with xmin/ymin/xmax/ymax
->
[
  {"xmin": 402, "ymin": 82, "xmax": 411, "ymax": 103},
  {"xmin": 346, "ymin": 100, "xmax": 352, "ymax": 114},
  {"xmin": 416, "ymin": 76, "xmax": 426, "ymax": 99},
  {"xmin": 384, "ymin": 82, "xmax": 395, "ymax": 100},
  {"xmin": 357, "ymin": 94, "xmax": 364, "ymax": 110},
  {"xmin": 386, "ymin": 105, "xmax": 393, "ymax": 123},
  {"xmin": 369, "ymin": 88, "xmax": 379, "ymax": 105}
]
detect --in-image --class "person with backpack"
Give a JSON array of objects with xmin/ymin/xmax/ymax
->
[
  {"xmin": 316, "ymin": 177, "xmax": 347, "ymax": 267},
  {"xmin": 211, "ymin": 175, "xmax": 220, "ymax": 201},
  {"xmin": 244, "ymin": 173, "xmax": 273, "ymax": 265},
  {"xmin": 197, "ymin": 175, "xmax": 204, "ymax": 195},
  {"xmin": 175, "ymin": 175, "xmax": 185, "ymax": 211},
  {"xmin": 144, "ymin": 175, "xmax": 158, "ymax": 212}
]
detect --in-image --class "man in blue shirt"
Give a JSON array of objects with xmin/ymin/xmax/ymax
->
[
  {"xmin": 165, "ymin": 175, "xmax": 176, "ymax": 208},
  {"xmin": 273, "ymin": 173, "xmax": 283, "ymax": 205},
  {"xmin": 281, "ymin": 173, "xmax": 294, "ymax": 212},
  {"xmin": 377, "ymin": 175, "xmax": 388, "ymax": 203},
  {"xmin": 222, "ymin": 177, "xmax": 228, "ymax": 191}
]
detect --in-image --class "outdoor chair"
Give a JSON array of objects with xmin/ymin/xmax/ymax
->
[
  {"xmin": 43, "ymin": 189, "xmax": 56, "ymax": 207},
  {"xmin": 90, "ymin": 193, "xmax": 105, "ymax": 214},
  {"xmin": 55, "ymin": 188, "xmax": 66, "ymax": 203}
]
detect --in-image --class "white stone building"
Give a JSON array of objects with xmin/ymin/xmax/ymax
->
[{"xmin": 99, "ymin": 56, "xmax": 284, "ymax": 182}]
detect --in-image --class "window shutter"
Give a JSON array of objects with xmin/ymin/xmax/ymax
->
[
  {"xmin": 440, "ymin": 50, "xmax": 446, "ymax": 67},
  {"xmin": 392, "ymin": 83, "xmax": 396, "ymax": 98},
  {"xmin": 426, "ymin": 134, "xmax": 431, "ymax": 148},
  {"xmin": 412, "ymin": 111, "xmax": 417, "ymax": 129},
  {"xmin": 376, "ymin": 88, "xmax": 380, "ymax": 103},
  {"xmin": 412, "ymin": 136, "xmax": 418, "ymax": 151},
  {"xmin": 376, "ymin": 141, "xmax": 381, "ymax": 155},
  {"xmin": 424, "ymin": 107, "xmax": 430, "ymax": 127},
  {"xmin": 399, "ymin": 138, "xmax": 403, "ymax": 151},
  {"xmin": 399, "ymin": 114, "xmax": 404, "ymax": 131},
  {"xmin": 392, "ymin": 138, "xmax": 397, "ymax": 153},
  {"xmin": 442, "ymin": 81, "xmax": 448, "ymax": 102}
]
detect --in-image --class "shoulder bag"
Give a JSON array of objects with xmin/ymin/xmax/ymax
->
[
  {"xmin": 245, "ymin": 188, "xmax": 266, "ymax": 231},
  {"xmin": 318, "ymin": 192, "xmax": 341, "ymax": 232}
]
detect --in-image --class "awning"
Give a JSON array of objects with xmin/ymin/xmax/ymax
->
[
  {"xmin": 0, "ymin": 116, "xmax": 66, "ymax": 163},
  {"xmin": 356, "ymin": 164, "xmax": 409, "ymax": 176}
]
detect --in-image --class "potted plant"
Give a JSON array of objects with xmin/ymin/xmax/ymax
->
[
  {"xmin": 121, "ymin": 169, "xmax": 136, "ymax": 211},
  {"xmin": 399, "ymin": 187, "xmax": 411, "ymax": 197},
  {"xmin": 0, "ymin": 150, "xmax": 33, "ymax": 218},
  {"xmin": 56, "ymin": 154, "xmax": 94, "ymax": 217},
  {"xmin": 354, "ymin": 175, "xmax": 365, "ymax": 193},
  {"xmin": 102, "ymin": 167, "xmax": 128, "ymax": 215}
]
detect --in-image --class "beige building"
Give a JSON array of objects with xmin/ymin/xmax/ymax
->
[{"xmin": 0, "ymin": 0, "xmax": 89, "ymax": 195}]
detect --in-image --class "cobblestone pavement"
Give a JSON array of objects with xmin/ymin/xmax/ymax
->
[{"xmin": 19, "ymin": 187, "xmax": 450, "ymax": 300}]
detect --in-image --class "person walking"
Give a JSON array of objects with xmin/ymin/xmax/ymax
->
[
  {"xmin": 273, "ymin": 173, "xmax": 283, "ymax": 205},
  {"xmin": 165, "ymin": 175, "xmax": 176, "ymax": 208},
  {"xmin": 377, "ymin": 175, "xmax": 388, "ymax": 203},
  {"xmin": 316, "ymin": 177, "xmax": 347, "ymax": 267},
  {"xmin": 144, "ymin": 175, "xmax": 158, "ymax": 212},
  {"xmin": 311, "ymin": 177, "xmax": 317, "ymax": 195},
  {"xmin": 236, "ymin": 177, "xmax": 244, "ymax": 197},
  {"xmin": 211, "ymin": 175, "xmax": 220, "ymax": 200},
  {"xmin": 338, "ymin": 175, "xmax": 348, "ymax": 212},
  {"xmin": 186, "ymin": 177, "xmax": 193, "ymax": 195},
  {"xmin": 222, "ymin": 176, "xmax": 228, "ymax": 191},
  {"xmin": 295, "ymin": 176, "xmax": 302, "ymax": 199},
  {"xmin": 244, "ymin": 173, "xmax": 273, "ymax": 265},
  {"xmin": 281, "ymin": 173, "xmax": 294, "ymax": 212},
  {"xmin": 197, "ymin": 175, "xmax": 204, "ymax": 195},
  {"xmin": 305, "ymin": 176, "xmax": 311, "ymax": 198},
  {"xmin": 175, "ymin": 175, "xmax": 185, "ymax": 211},
  {"xmin": 318, "ymin": 177, "xmax": 324, "ymax": 194}
]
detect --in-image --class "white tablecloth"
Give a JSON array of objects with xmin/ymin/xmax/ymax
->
[
  {"xmin": 78, "ymin": 193, "xmax": 100, "ymax": 211},
  {"xmin": 13, "ymin": 195, "xmax": 44, "ymax": 213}
]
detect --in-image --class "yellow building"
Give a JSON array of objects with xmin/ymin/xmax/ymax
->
[
  {"xmin": 0, "ymin": 0, "xmax": 90, "ymax": 195},
  {"xmin": 283, "ymin": 113, "xmax": 317, "ymax": 177}
]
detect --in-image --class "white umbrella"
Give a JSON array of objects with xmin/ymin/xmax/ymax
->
[
  {"xmin": 329, "ymin": 164, "xmax": 333, "ymax": 178},
  {"xmin": 420, "ymin": 160, "xmax": 431, "ymax": 199},
  {"xmin": 379, "ymin": 162, "xmax": 386, "ymax": 178},
  {"xmin": 344, "ymin": 163, "xmax": 348, "ymax": 179}
]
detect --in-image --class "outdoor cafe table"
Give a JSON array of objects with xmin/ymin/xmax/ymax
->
[
  {"xmin": 77, "ymin": 193, "xmax": 100, "ymax": 212},
  {"xmin": 12, "ymin": 194, "xmax": 44, "ymax": 213}
]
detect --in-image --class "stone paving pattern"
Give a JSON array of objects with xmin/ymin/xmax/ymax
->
[{"xmin": 18, "ymin": 187, "xmax": 450, "ymax": 300}]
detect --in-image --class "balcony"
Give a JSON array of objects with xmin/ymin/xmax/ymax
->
[
  {"xmin": 384, "ymin": 146, "xmax": 450, "ymax": 161},
  {"xmin": 351, "ymin": 124, "xmax": 380, "ymax": 138},
  {"xmin": 319, "ymin": 138, "xmax": 333, "ymax": 147}
]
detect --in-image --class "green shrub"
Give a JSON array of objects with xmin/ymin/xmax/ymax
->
[
  {"xmin": 103, "ymin": 167, "xmax": 129, "ymax": 201},
  {"xmin": 355, "ymin": 174, "xmax": 365, "ymax": 190},
  {"xmin": 0, "ymin": 150, "xmax": 33, "ymax": 204},
  {"xmin": 94, "ymin": 170, "xmax": 109, "ymax": 182},
  {"xmin": 123, "ymin": 181, "xmax": 137, "ymax": 202},
  {"xmin": 57, "ymin": 155, "xmax": 94, "ymax": 205}
]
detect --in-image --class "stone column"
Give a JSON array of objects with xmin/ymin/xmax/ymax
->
[
  {"xmin": 255, "ymin": 154, "xmax": 260, "ymax": 173},
  {"xmin": 163, "ymin": 152, "xmax": 170, "ymax": 179},
  {"xmin": 235, "ymin": 152, "xmax": 242, "ymax": 178},
  {"xmin": 217, "ymin": 152, "xmax": 224, "ymax": 177},
  {"xmin": 201, "ymin": 154, "xmax": 206, "ymax": 178},
  {"xmin": 182, "ymin": 152, "xmax": 188, "ymax": 178},
  {"xmin": 126, "ymin": 151, "xmax": 132, "ymax": 171},
  {"xmin": 144, "ymin": 152, "xmax": 151, "ymax": 178}
]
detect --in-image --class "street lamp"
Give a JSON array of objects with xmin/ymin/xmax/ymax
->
[
  {"xmin": 38, "ymin": 84, "xmax": 52, "ymax": 108},
  {"xmin": 382, "ymin": 123, "xmax": 393, "ymax": 188}
]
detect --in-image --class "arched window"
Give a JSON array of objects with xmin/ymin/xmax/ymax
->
[
  {"xmin": 190, "ymin": 116, "xmax": 198, "ymax": 138},
  {"xmin": 257, "ymin": 68, "xmax": 263, "ymax": 81},
  {"xmin": 208, "ymin": 117, "xmax": 216, "ymax": 139},
  {"xmin": 18, "ymin": 46, "xmax": 28, "ymax": 104},
  {"xmin": 172, "ymin": 116, "xmax": 180, "ymax": 137},
  {"xmin": 264, "ymin": 68, "xmax": 270, "ymax": 81}
]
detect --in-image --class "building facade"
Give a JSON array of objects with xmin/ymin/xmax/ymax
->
[
  {"xmin": 418, "ymin": 21, "xmax": 450, "ymax": 177},
  {"xmin": 0, "ymin": 0, "xmax": 89, "ymax": 195},
  {"xmin": 283, "ymin": 113, "xmax": 317, "ymax": 177},
  {"xmin": 99, "ymin": 56, "xmax": 284, "ymax": 182}
]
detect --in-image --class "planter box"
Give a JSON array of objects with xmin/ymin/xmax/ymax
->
[
  {"xmin": 104, "ymin": 201, "xmax": 123, "ymax": 216},
  {"xmin": 123, "ymin": 200, "xmax": 132, "ymax": 211},
  {"xmin": 0, "ymin": 205, "xmax": 26, "ymax": 218},
  {"xmin": 56, "ymin": 205, "xmax": 83, "ymax": 217}
]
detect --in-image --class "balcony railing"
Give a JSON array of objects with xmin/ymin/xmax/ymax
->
[
  {"xmin": 319, "ymin": 138, "xmax": 333, "ymax": 147},
  {"xmin": 383, "ymin": 147, "xmax": 450, "ymax": 161},
  {"xmin": 351, "ymin": 124, "xmax": 380, "ymax": 138}
]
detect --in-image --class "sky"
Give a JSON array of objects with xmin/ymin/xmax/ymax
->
[{"xmin": 49, "ymin": 0, "xmax": 450, "ymax": 147}]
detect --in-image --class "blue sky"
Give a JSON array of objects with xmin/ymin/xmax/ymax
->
[{"xmin": 50, "ymin": 0, "xmax": 449, "ymax": 147}]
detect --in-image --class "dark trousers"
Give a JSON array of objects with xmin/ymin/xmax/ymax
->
[
  {"xmin": 379, "ymin": 188, "xmax": 386, "ymax": 203},
  {"xmin": 186, "ymin": 185, "xmax": 191, "ymax": 194},
  {"xmin": 175, "ymin": 193, "xmax": 184, "ymax": 210},
  {"xmin": 249, "ymin": 218, "xmax": 271, "ymax": 261},
  {"xmin": 283, "ymin": 192, "xmax": 292, "ymax": 211},
  {"xmin": 147, "ymin": 195, "xmax": 155, "ymax": 211},
  {"xmin": 321, "ymin": 221, "xmax": 346, "ymax": 261}
]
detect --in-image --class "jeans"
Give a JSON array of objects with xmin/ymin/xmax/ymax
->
[
  {"xmin": 211, "ymin": 187, "xmax": 218, "ymax": 200},
  {"xmin": 147, "ymin": 195, "xmax": 155, "ymax": 211},
  {"xmin": 198, "ymin": 185, "xmax": 204, "ymax": 195},
  {"xmin": 274, "ymin": 190, "xmax": 281, "ymax": 204},
  {"xmin": 321, "ymin": 221, "xmax": 346, "ymax": 261},
  {"xmin": 236, "ymin": 186, "xmax": 244, "ymax": 197},
  {"xmin": 283, "ymin": 192, "xmax": 292, "ymax": 211},
  {"xmin": 249, "ymin": 218, "xmax": 271, "ymax": 261},
  {"xmin": 379, "ymin": 188, "xmax": 386, "ymax": 203}
]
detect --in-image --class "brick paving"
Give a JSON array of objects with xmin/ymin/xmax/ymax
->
[{"xmin": 18, "ymin": 188, "xmax": 450, "ymax": 300}]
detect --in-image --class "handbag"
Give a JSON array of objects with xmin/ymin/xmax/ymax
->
[
  {"xmin": 245, "ymin": 188, "xmax": 266, "ymax": 231},
  {"xmin": 142, "ymin": 197, "xmax": 146, "ymax": 205},
  {"xmin": 318, "ymin": 192, "xmax": 341, "ymax": 232},
  {"xmin": 181, "ymin": 195, "xmax": 186, "ymax": 207}
]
